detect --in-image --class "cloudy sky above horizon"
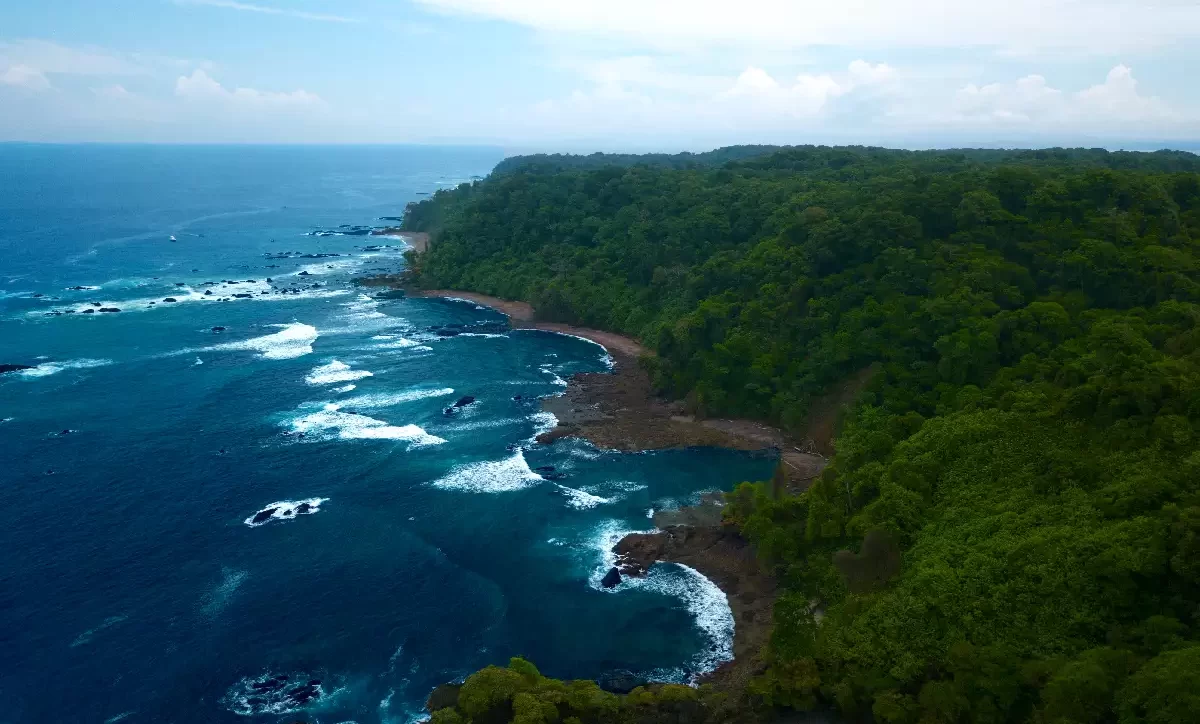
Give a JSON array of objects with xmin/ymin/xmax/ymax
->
[{"xmin": 2, "ymin": 0, "xmax": 1199, "ymax": 151}]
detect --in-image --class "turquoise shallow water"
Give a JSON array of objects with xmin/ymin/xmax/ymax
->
[{"xmin": 0, "ymin": 145, "xmax": 774, "ymax": 723}]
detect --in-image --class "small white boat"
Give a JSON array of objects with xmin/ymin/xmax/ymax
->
[{"xmin": 169, "ymin": 235, "xmax": 177, "ymax": 242}]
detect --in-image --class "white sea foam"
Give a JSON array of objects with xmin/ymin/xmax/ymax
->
[
  {"xmin": 530, "ymin": 411, "xmax": 558, "ymax": 437},
  {"xmin": 200, "ymin": 567, "xmax": 249, "ymax": 618},
  {"xmin": 587, "ymin": 520, "xmax": 654, "ymax": 590},
  {"xmin": 244, "ymin": 498, "xmax": 329, "ymax": 527},
  {"xmin": 438, "ymin": 417, "xmax": 524, "ymax": 433},
  {"xmin": 642, "ymin": 564, "xmax": 735, "ymax": 675},
  {"xmin": 324, "ymin": 295, "xmax": 412, "ymax": 336},
  {"xmin": 294, "ymin": 258, "xmax": 363, "ymax": 276},
  {"xmin": 29, "ymin": 279, "xmax": 351, "ymax": 319},
  {"xmin": 71, "ymin": 614, "xmax": 129, "ymax": 647},
  {"xmin": 333, "ymin": 384, "xmax": 357, "ymax": 393},
  {"xmin": 583, "ymin": 520, "xmax": 734, "ymax": 675},
  {"xmin": 373, "ymin": 337, "xmax": 423, "ymax": 350},
  {"xmin": 306, "ymin": 360, "xmax": 374, "ymax": 385},
  {"xmin": 194, "ymin": 357, "xmax": 204, "ymax": 365},
  {"xmin": 222, "ymin": 671, "xmax": 344, "ymax": 716},
  {"xmin": 568, "ymin": 445, "xmax": 603, "ymax": 461},
  {"xmin": 431, "ymin": 449, "xmax": 544, "ymax": 493},
  {"xmin": 287, "ymin": 405, "xmax": 446, "ymax": 447},
  {"xmin": 17, "ymin": 358, "xmax": 113, "ymax": 379},
  {"xmin": 339, "ymin": 387, "xmax": 454, "ymax": 409},
  {"xmin": 442, "ymin": 296, "xmax": 489, "ymax": 310},
  {"xmin": 213, "ymin": 323, "xmax": 318, "ymax": 360},
  {"xmin": 518, "ymin": 328, "xmax": 615, "ymax": 367},
  {"xmin": 602, "ymin": 480, "xmax": 649, "ymax": 493},
  {"xmin": 557, "ymin": 485, "xmax": 614, "ymax": 510},
  {"xmin": 539, "ymin": 363, "xmax": 568, "ymax": 386}
]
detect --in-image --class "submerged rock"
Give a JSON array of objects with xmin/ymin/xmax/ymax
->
[
  {"xmin": 0, "ymin": 364, "xmax": 33, "ymax": 374},
  {"xmin": 162, "ymin": 297, "xmax": 178, "ymax": 303}
]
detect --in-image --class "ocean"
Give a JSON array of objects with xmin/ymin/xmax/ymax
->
[{"xmin": 0, "ymin": 145, "xmax": 775, "ymax": 723}]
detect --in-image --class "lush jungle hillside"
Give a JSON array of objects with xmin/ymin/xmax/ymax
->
[{"xmin": 404, "ymin": 146, "xmax": 1200, "ymax": 723}]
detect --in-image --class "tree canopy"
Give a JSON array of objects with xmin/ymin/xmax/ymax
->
[{"xmin": 405, "ymin": 145, "xmax": 1200, "ymax": 723}]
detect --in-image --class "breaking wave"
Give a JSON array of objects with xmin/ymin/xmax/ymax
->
[
  {"xmin": 431, "ymin": 449, "xmax": 544, "ymax": 493},
  {"xmin": 306, "ymin": 360, "xmax": 373, "ymax": 385},
  {"xmin": 213, "ymin": 323, "xmax": 318, "ymax": 360}
]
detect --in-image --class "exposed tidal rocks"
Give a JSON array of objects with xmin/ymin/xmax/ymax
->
[
  {"xmin": 534, "ymin": 465, "xmax": 567, "ymax": 481},
  {"xmin": 443, "ymin": 395, "xmax": 476, "ymax": 416},
  {"xmin": 0, "ymin": 364, "xmax": 34, "ymax": 374},
  {"xmin": 426, "ymin": 320, "xmax": 508, "ymax": 338},
  {"xmin": 307, "ymin": 225, "xmax": 373, "ymax": 237},
  {"xmin": 223, "ymin": 671, "xmax": 336, "ymax": 716},
  {"xmin": 612, "ymin": 520, "xmax": 777, "ymax": 688},
  {"xmin": 244, "ymin": 498, "xmax": 328, "ymax": 527}
]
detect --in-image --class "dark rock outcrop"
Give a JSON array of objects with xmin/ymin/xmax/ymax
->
[
  {"xmin": 426, "ymin": 684, "xmax": 462, "ymax": 713},
  {"xmin": 535, "ymin": 425, "xmax": 579, "ymax": 445},
  {"xmin": 597, "ymin": 670, "xmax": 645, "ymax": 694},
  {"xmin": 443, "ymin": 396, "xmax": 477, "ymax": 416},
  {"xmin": 0, "ymin": 364, "xmax": 33, "ymax": 374},
  {"xmin": 600, "ymin": 566, "xmax": 622, "ymax": 589}
]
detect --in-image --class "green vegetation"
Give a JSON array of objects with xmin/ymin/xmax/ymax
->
[
  {"xmin": 428, "ymin": 658, "xmax": 740, "ymax": 724},
  {"xmin": 406, "ymin": 145, "xmax": 1200, "ymax": 723}
]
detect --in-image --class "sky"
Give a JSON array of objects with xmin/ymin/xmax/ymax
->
[{"xmin": 1, "ymin": 0, "xmax": 1199, "ymax": 151}]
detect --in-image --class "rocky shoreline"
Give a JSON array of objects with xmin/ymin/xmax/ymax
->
[{"xmin": 360, "ymin": 282, "xmax": 833, "ymax": 689}]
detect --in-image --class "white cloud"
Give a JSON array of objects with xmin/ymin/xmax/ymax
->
[
  {"xmin": 414, "ymin": 0, "xmax": 1200, "ymax": 52},
  {"xmin": 0, "ymin": 39, "xmax": 149, "ymax": 76},
  {"xmin": 718, "ymin": 61, "xmax": 895, "ymax": 117},
  {"xmin": 173, "ymin": 0, "xmax": 360, "ymax": 23},
  {"xmin": 516, "ymin": 59, "xmax": 1198, "ymax": 147},
  {"xmin": 949, "ymin": 65, "xmax": 1176, "ymax": 130},
  {"xmin": 0, "ymin": 64, "xmax": 51, "ymax": 91},
  {"xmin": 175, "ymin": 69, "xmax": 323, "ymax": 108}
]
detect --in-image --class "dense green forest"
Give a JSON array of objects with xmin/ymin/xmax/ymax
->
[{"xmin": 403, "ymin": 145, "xmax": 1200, "ymax": 723}]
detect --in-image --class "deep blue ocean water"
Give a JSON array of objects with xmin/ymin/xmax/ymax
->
[{"xmin": 0, "ymin": 145, "xmax": 774, "ymax": 724}]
